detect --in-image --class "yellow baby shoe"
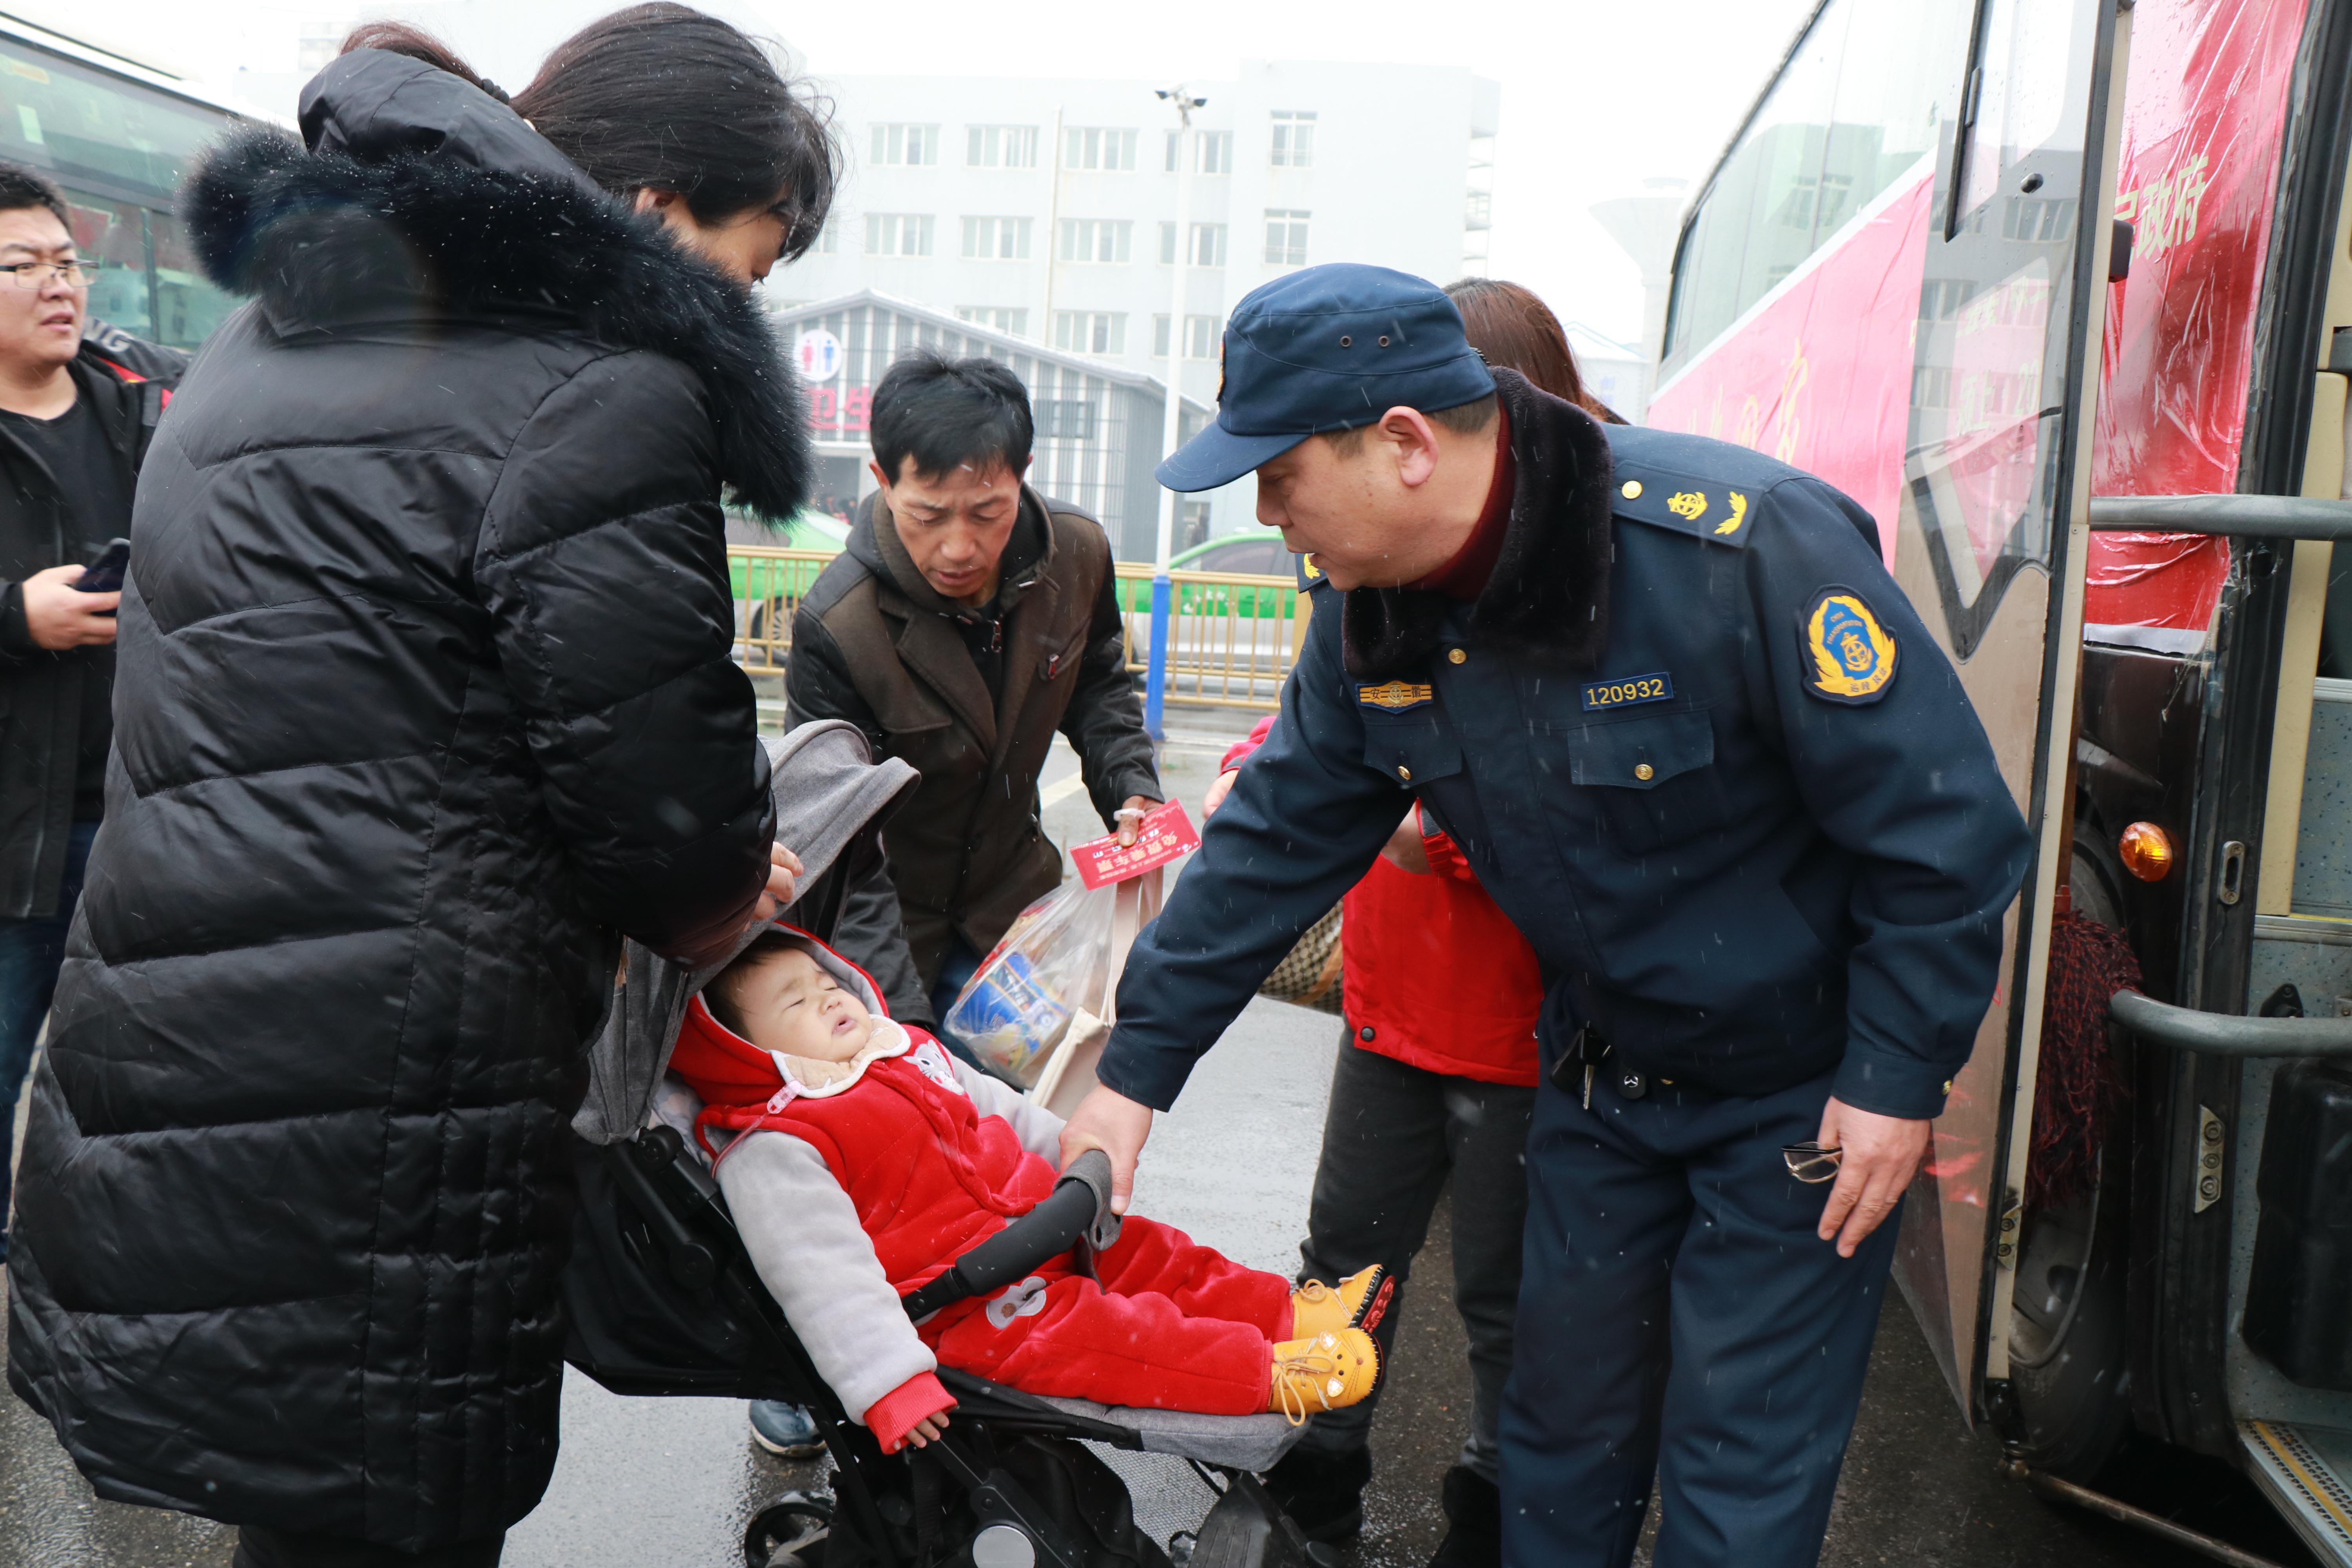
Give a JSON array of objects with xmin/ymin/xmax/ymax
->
[
  {"xmin": 1268, "ymin": 1328, "xmax": 1381, "ymax": 1424},
  {"xmin": 1289, "ymin": 1263, "xmax": 1391, "ymax": 1340}
]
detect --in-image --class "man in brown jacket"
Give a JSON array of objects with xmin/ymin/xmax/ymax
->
[{"xmin": 786, "ymin": 352, "xmax": 1160, "ymax": 1047}]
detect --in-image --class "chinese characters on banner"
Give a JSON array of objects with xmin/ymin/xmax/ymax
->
[
  {"xmin": 1071, "ymin": 802, "xmax": 1201, "ymax": 891},
  {"xmin": 806, "ymin": 385, "xmax": 875, "ymax": 437},
  {"xmin": 2086, "ymin": 0, "xmax": 2308, "ymax": 635}
]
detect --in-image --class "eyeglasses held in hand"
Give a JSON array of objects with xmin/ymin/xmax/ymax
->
[
  {"xmin": 0, "ymin": 261, "xmax": 103, "ymax": 289},
  {"xmin": 1782, "ymin": 1142, "xmax": 1844, "ymax": 1184}
]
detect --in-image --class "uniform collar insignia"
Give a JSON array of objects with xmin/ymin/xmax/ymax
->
[{"xmin": 1613, "ymin": 469, "xmax": 1755, "ymax": 548}]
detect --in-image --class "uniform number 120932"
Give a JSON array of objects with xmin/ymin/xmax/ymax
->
[{"xmin": 1580, "ymin": 673, "xmax": 1674, "ymax": 711}]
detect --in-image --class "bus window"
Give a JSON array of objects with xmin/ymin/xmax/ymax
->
[
  {"xmin": 1665, "ymin": 10, "xmax": 1843, "ymax": 364},
  {"xmin": 0, "ymin": 44, "xmax": 217, "ymax": 208},
  {"xmin": 0, "ymin": 35, "xmax": 243, "ymax": 350},
  {"xmin": 66, "ymin": 193, "xmax": 151, "ymax": 340},
  {"xmin": 1823, "ymin": 0, "xmax": 1970, "ymax": 237},
  {"xmin": 149, "ymin": 211, "xmax": 235, "ymax": 348},
  {"xmin": 1663, "ymin": 0, "xmax": 1971, "ymax": 371},
  {"xmin": 1951, "ymin": 0, "xmax": 2088, "ymax": 232}
]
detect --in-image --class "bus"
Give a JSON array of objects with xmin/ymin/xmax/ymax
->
[
  {"xmin": 0, "ymin": 13, "xmax": 246, "ymax": 349},
  {"xmin": 1653, "ymin": 0, "xmax": 2352, "ymax": 1558}
]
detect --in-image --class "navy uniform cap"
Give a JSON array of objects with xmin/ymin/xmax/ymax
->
[{"xmin": 1158, "ymin": 263, "xmax": 1497, "ymax": 494}]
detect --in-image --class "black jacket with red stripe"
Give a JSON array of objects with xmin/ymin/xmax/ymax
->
[{"xmin": 0, "ymin": 323, "xmax": 182, "ymax": 918}]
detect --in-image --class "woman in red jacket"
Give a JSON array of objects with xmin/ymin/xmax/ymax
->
[{"xmin": 1217, "ymin": 279, "xmax": 1622, "ymax": 1568}]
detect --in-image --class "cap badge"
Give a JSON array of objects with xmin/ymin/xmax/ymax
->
[
  {"xmin": 1800, "ymin": 588, "xmax": 1898, "ymax": 704},
  {"xmin": 1358, "ymin": 681, "xmax": 1434, "ymax": 712}
]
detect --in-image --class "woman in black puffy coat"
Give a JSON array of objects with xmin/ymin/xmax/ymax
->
[{"xmin": 6, "ymin": 11, "xmax": 831, "ymax": 1564}]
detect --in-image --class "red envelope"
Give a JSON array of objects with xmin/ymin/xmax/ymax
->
[{"xmin": 1070, "ymin": 800, "xmax": 1201, "ymax": 889}]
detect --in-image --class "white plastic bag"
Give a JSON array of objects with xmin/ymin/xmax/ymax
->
[{"xmin": 947, "ymin": 871, "xmax": 1164, "ymax": 1115}]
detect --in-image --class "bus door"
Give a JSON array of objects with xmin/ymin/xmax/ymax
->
[
  {"xmin": 1649, "ymin": 0, "xmax": 2130, "ymax": 1423},
  {"xmin": 1868, "ymin": 0, "xmax": 2129, "ymax": 1423}
]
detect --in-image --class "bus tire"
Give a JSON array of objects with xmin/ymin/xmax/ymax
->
[
  {"xmin": 2007, "ymin": 845, "xmax": 2134, "ymax": 1482},
  {"xmin": 2008, "ymin": 1171, "xmax": 2132, "ymax": 1482}
]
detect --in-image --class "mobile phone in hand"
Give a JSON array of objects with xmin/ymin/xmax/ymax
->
[{"xmin": 74, "ymin": 539, "xmax": 129, "ymax": 611}]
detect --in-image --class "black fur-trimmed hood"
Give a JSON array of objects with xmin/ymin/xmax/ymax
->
[
  {"xmin": 180, "ymin": 50, "xmax": 810, "ymax": 520},
  {"xmin": 1341, "ymin": 368, "xmax": 1614, "ymax": 679}
]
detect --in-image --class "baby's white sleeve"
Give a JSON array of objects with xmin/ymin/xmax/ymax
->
[
  {"xmin": 953, "ymin": 1060, "xmax": 1067, "ymax": 1160},
  {"xmin": 714, "ymin": 1130, "xmax": 935, "ymax": 1426}
]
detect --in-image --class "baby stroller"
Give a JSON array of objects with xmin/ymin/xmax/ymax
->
[{"xmin": 561, "ymin": 725, "xmax": 1323, "ymax": 1568}]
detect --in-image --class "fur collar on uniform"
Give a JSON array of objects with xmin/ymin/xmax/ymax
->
[
  {"xmin": 1341, "ymin": 368, "xmax": 1614, "ymax": 679},
  {"xmin": 180, "ymin": 124, "xmax": 811, "ymax": 521}
]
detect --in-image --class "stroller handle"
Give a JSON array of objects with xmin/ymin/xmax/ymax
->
[{"xmin": 900, "ymin": 1152, "xmax": 1123, "ymax": 1322}]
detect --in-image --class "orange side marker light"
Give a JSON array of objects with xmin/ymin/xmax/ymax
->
[{"xmin": 2119, "ymin": 822, "xmax": 2173, "ymax": 882}]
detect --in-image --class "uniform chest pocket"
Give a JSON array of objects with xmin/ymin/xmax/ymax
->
[
  {"xmin": 1361, "ymin": 712, "xmax": 1465, "ymax": 791},
  {"xmin": 1564, "ymin": 707, "xmax": 1735, "ymax": 853}
]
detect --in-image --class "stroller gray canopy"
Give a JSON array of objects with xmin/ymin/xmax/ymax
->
[{"xmin": 574, "ymin": 720, "xmax": 919, "ymax": 1146}]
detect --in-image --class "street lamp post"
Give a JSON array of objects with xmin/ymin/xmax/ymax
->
[{"xmin": 1145, "ymin": 85, "xmax": 1204, "ymax": 740}]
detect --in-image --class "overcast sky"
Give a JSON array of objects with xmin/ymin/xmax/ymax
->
[{"xmin": 54, "ymin": 0, "xmax": 1822, "ymax": 345}]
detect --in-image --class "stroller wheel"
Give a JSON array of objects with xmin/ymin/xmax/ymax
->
[{"xmin": 745, "ymin": 1490, "xmax": 833, "ymax": 1568}]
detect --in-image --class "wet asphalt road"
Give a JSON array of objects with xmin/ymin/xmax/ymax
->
[{"xmin": 0, "ymin": 716, "xmax": 2326, "ymax": 1567}]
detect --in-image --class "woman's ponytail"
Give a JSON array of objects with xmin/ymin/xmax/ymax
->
[{"xmin": 338, "ymin": 22, "xmax": 509, "ymax": 104}]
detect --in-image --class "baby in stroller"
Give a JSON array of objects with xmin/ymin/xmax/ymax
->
[{"xmin": 659, "ymin": 926, "xmax": 1386, "ymax": 1457}]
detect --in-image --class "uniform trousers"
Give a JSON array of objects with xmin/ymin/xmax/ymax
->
[
  {"xmin": 925, "ymin": 1213, "xmax": 1294, "ymax": 1414},
  {"xmin": 1499, "ymin": 1063, "xmax": 1897, "ymax": 1568},
  {"xmin": 1293, "ymin": 1036, "xmax": 1535, "ymax": 1483}
]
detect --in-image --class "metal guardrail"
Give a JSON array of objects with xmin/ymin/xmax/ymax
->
[
  {"xmin": 729, "ymin": 544, "xmax": 833, "ymax": 673},
  {"xmin": 2087, "ymin": 494, "xmax": 2352, "ymax": 539},
  {"xmin": 1113, "ymin": 564, "xmax": 1304, "ymax": 711},
  {"xmin": 2108, "ymin": 989, "xmax": 2352, "ymax": 1055},
  {"xmin": 726, "ymin": 546, "xmax": 1304, "ymax": 714}
]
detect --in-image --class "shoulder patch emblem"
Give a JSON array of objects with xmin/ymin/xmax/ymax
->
[
  {"xmin": 1668, "ymin": 490, "xmax": 1708, "ymax": 521},
  {"xmin": 1359, "ymin": 681, "xmax": 1434, "ymax": 712},
  {"xmin": 1800, "ymin": 588, "xmax": 1898, "ymax": 704}
]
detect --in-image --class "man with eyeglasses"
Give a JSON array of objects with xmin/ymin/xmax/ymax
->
[{"xmin": 0, "ymin": 162, "xmax": 183, "ymax": 1269}]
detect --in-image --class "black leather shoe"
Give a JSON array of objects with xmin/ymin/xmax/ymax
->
[
  {"xmin": 1260, "ymin": 1444, "xmax": 1373, "ymax": 1543},
  {"xmin": 1426, "ymin": 1465, "xmax": 1502, "ymax": 1568}
]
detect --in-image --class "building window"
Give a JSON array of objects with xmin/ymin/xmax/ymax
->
[
  {"xmin": 1154, "ymin": 314, "xmax": 1223, "ymax": 358},
  {"xmin": 966, "ymin": 125, "xmax": 1039, "ymax": 168},
  {"xmin": 1164, "ymin": 129, "xmax": 1233, "ymax": 174},
  {"xmin": 960, "ymin": 216, "xmax": 1033, "ymax": 260},
  {"xmin": 865, "ymin": 214, "xmax": 935, "ymax": 256},
  {"xmin": 1058, "ymin": 218, "xmax": 1132, "ymax": 263},
  {"xmin": 1270, "ymin": 111, "xmax": 1316, "ymax": 168},
  {"xmin": 1036, "ymin": 399, "xmax": 1099, "ymax": 441},
  {"xmin": 956, "ymin": 305, "xmax": 1030, "ymax": 336},
  {"xmin": 870, "ymin": 124, "xmax": 941, "ymax": 166},
  {"xmin": 1158, "ymin": 223, "xmax": 1229, "ymax": 267},
  {"xmin": 814, "ymin": 219, "xmax": 840, "ymax": 255},
  {"xmin": 1263, "ymin": 209, "xmax": 1310, "ymax": 267},
  {"xmin": 1054, "ymin": 312, "xmax": 1127, "ymax": 355},
  {"xmin": 1065, "ymin": 127, "xmax": 1138, "ymax": 171}
]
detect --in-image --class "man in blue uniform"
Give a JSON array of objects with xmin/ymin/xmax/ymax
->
[{"xmin": 1058, "ymin": 265, "xmax": 2032, "ymax": 1568}]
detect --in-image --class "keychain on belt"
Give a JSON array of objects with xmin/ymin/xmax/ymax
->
[{"xmin": 1550, "ymin": 1023, "xmax": 1646, "ymax": 1107}]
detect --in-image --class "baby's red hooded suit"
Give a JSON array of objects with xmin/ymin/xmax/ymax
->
[{"xmin": 666, "ymin": 932, "xmax": 1294, "ymax": 1449}]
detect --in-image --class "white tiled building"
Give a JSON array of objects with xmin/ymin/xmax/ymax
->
[{"xmin": 771, "ymin": 61, "xmax": 1502, "ymax": 541}]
